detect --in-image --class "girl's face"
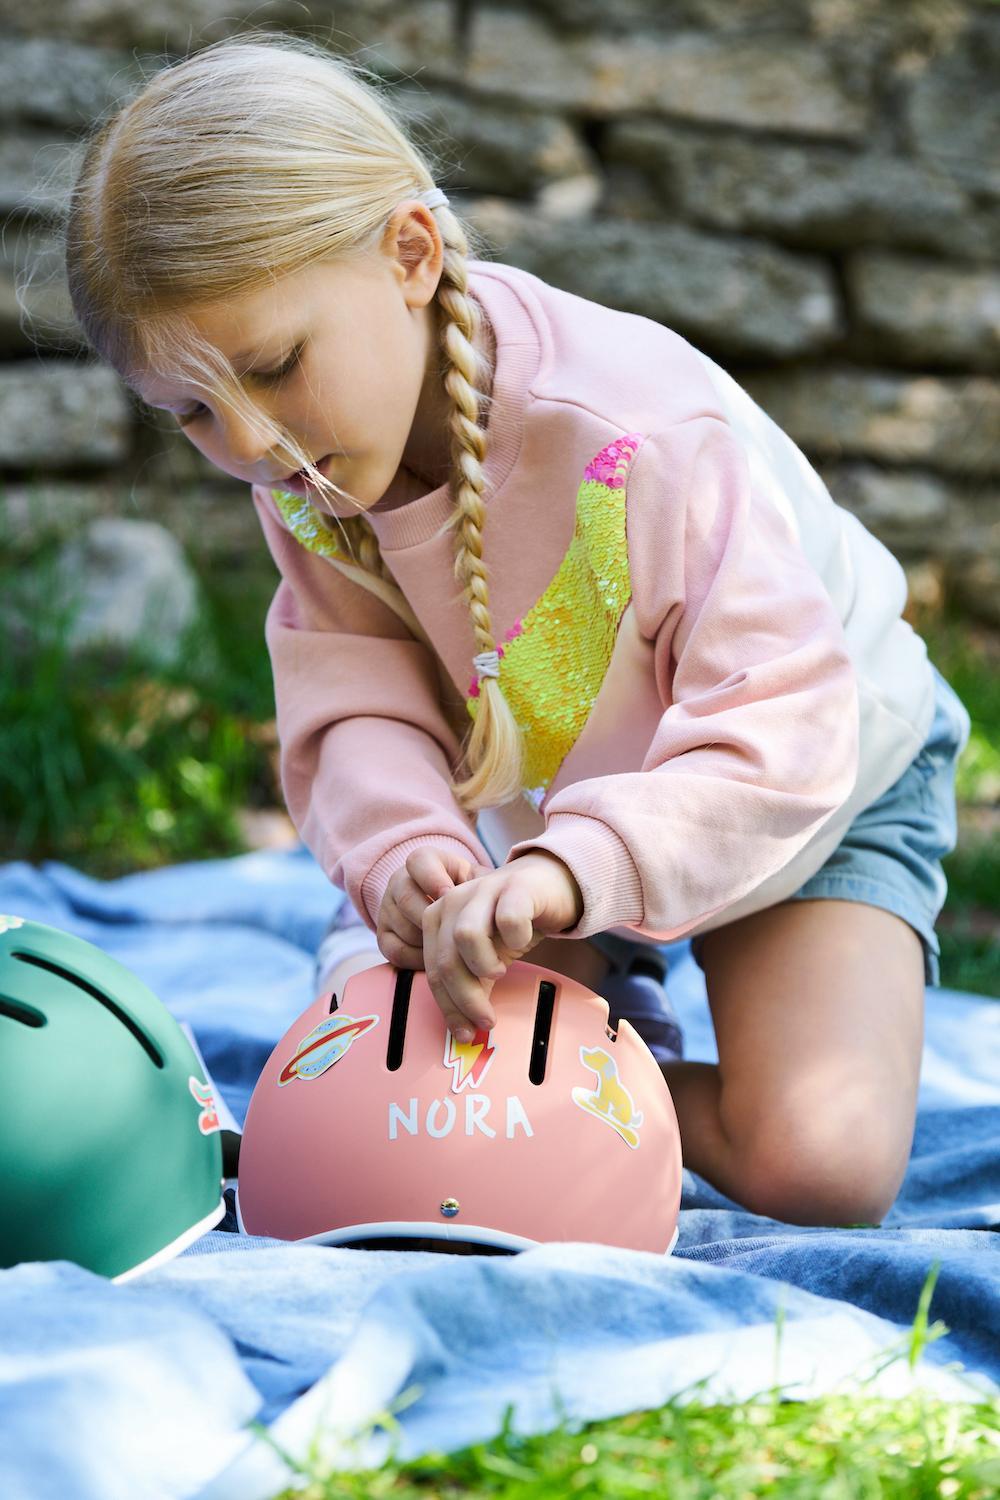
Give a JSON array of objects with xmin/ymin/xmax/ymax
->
[{"xmin": 136, "ymin": 202, "xmax": 453, "ymax": 513}]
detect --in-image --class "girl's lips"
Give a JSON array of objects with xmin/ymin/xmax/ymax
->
[{"xmin": 275, "ymin": 453, "xmax": 339, "ymax": 494}]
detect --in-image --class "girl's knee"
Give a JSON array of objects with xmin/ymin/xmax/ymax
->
[{"xmin": 731, "ymin": 1111, "xmax": 909, "ymax": 1227}]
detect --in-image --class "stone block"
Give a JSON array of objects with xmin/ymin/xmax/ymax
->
[
  {"xmin": 0, "ymin": 36, "xmax": 142, "ymax": 129},
  {"xmin": 845, "ymin": 252, "xmax": 1000, "ymax": 371},
  {"xmin": 513, "ymin": 0, "xmax": 682, "ymax": 32},
  {"xmin": 0, "ymin": 0, "xmax": 314, "ymax": 53},
  {"xmin": 392, "ymin": 85, "xmax": 595, "ymax": 197},
  {"xmin": 0, "ymin": 472, "xmax": 274, "ymax": 571},
  {"xmin": 0, "ymin": 1, "xmax": 456, "ymax": 72},
  {"xmin": 336, "ymin": 1, "xmax": 460, "ymax": 80},
  {"xmin": 822, "ymin": 462, "xmax": 952, "ymax": 538},
  {"xmin": 53, "ymin": 516, "xmax": 201, "ymax": 666},
  {"xmin": 817, "ymin": 460, "xmax": 1000, "ymax": 627},
  {"xmin": 0, "ymin": 131, "xmax": 85, "ymax": 219},
  {"xmin": 904, "ymin": 11, "xmax": 1000, "ymax": 196},
  {"xmin": 0, "ymin": 477, "xmax": 120, "ymax": 548},
  {"xmin": 0, "ymin": 360, "xmax": 131, "ymax": 467},
  {"xmin": 0, "ymin": 219, "xmax": 86, "ymax": 357},
  {"xmin": 466, "ymin": 197, "xmax": 839, "ymax": 358},
  {"xmin": 603, "ymin": 122, "xmax": 998, "ymax": 263},
  {"xmin": 153, "ymin": 483, "xmax": 277, "ymax": 565},
  {"xmin": 744, "ymin": 367, "xmax": 1000, "ymax": 477},
  {"xmin": 130, "ymin": 411, "xmax": 225, "ymax": 484},
  {"xmin": 467, "ymin": 9, "xmax": 867, "ymax": 137}
]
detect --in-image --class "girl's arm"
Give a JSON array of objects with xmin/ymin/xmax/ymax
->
[
  {"xmin": 252, "ymin": 487, "xmax": 493, "ymax": 930},
  {"xmin": 506, "ymin": 417, "xmax": 860, "ymax": 943}
]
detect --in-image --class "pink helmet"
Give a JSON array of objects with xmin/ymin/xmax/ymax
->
[{"xmin": 237, "ymin": 960, "xmax": 682, "ymax": 1255}]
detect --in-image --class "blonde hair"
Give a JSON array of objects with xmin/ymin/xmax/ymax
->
[{"xmin": 63, "ymin": 29, "xmax": 525, "ymax": 813}]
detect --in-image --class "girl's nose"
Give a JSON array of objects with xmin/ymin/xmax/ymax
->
[{"xmin": 220, "ymin": 402, "xmax": 280, "ymax": 468}]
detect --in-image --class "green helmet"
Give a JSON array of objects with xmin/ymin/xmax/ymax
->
[{"xmin": 0, "ymin": 914, "xmax": 225, "ymax": 1281}]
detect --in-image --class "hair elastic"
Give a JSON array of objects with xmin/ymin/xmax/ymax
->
[
  {"xmin": 419, "ymin": 187, "xmax": 450, "ymax": 211},
  {"xmin": 472, "ymin": 650, "xmax": 501, "ymax": 682}
]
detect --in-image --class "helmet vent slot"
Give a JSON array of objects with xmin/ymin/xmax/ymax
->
[
  {"xmin": 11, "ymin": 952, "xmax": 164, "ymax": 1067},
  {"xmin": 386, "ymin": 968, "xmax": 414, "ymax": 1072},
  {"xmin": 528, "ymin": 980, "xmax": 557, "ymax": 1085},
  {"xmin": 0, "ymin": 996, "xmax": 46, "ymax": 1029}
]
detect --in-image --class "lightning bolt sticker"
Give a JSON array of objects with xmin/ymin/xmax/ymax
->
[{"xmin": 444, "ymin": 1027, "xmax": 497, "ymax": 1093}]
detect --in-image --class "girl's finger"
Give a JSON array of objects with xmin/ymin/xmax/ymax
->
[
  {"xmin": 422, "ymin": 919, "xmax": 498, "ymax": 1035},
  {"xmin": 384, "ymin": 898, "xmax": 424, "ymax": 947},
  {"xmin": 406, "ymin": 848, "xmax": 467, "ymax": 900},
  {"xmin": 450, "ymin": 892, "xmax": 507, "ymax": 981},
  {"xmin": 430, "ymin": 993, "xmax": 484, "ymax": 1042},
  {"xmin": 425, "ymin": 970, "xmax": 496, "ymax": 1039},
  {"xmin": 377, "ymin": 932, "xmax": 426, "ymax": 971},
  {"xmin": 377, "ymin": 888, "xmax": 419, "ymax": 948},
  {"xmin": 397, "ymin": 879, "xmax": 439, "ymax": 920},
  {"xmin": 494, "ymin": 887, "xmax": 536, "ymax": 954}
]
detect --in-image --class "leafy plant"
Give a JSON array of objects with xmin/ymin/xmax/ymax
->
[{"xmin": 0, "ymin": 518, "xmax": 279, "ymax": 875}]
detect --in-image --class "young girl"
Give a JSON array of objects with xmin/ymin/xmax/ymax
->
[{"xmin": 65, "ymin": 31, "xmax": 969, "ymax": 1229}]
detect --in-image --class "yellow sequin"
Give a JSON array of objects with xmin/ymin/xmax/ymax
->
[
  {"xmin": 270, "ymin": 490, "xmax": 347, "ymax": 559},
  {"xmin": 467, "ymin": 434, "xmax": 641, "ymax": 803}
]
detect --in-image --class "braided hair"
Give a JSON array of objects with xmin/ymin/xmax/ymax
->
[{"xmin": 63, "ymin": 29, "xmax": 525, "ymax": 812}]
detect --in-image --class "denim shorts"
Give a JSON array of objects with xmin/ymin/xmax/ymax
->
[{"xmin": 591, "ymin": 663, "xmax": 970, "ymax": 989}]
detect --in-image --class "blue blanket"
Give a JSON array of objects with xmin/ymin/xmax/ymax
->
[{"xmin": 0, "ymin": 849, "xmax": 997, "ymax": 1500}]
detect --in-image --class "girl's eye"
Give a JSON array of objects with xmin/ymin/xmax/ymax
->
[
  {"xmin": 173, "ymin": 343, "xmax": 305, "ymax": 429},
  {"xmin": 175, "ymin": 345, "xmax": 303, "ymax": 427},
  {"xmin": 255, "ymin": 345, "xmax": 303, "ymax": 385},
  {"xmin": 176, "ymin": 403, "xmax": 207, "ymax": 428}
]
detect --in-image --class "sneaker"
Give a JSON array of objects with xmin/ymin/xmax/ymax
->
[{"xmin": 599, "ymin": 970, "xmax": 684, "ymax": 1065}]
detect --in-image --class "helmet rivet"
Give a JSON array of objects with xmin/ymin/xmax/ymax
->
[{"xmin": 440, "ymin": 1197, "xmax": 460, "ymax": 1218}]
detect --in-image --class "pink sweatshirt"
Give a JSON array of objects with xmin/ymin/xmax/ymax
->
[{"xmin": 252, "ymin": 261, "xmax": 934, "ymax": 947}]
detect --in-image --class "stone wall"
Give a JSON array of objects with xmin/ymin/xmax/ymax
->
[{"xmin": 1, "ymin": 1, "xmax": 998, "ymax": 622}]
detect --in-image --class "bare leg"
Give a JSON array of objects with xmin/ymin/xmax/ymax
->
[
  {"xmin": 529, "ymin": 935, "xmax": 612, "ymax": 992},
  {"xmin": 316, "ymin": 944, "xmax": 384, "ymax": 1001},
  {"xmin": 661, "ymin": 899, "xmax": 925, "ymax": 1226}
]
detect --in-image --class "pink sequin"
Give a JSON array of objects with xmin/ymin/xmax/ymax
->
[{"xmin": 583, "ymin": 433, "xmax": 642, "ymax": 489}]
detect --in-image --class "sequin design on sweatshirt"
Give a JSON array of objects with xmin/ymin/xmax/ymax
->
[
  {"xmin": 466, "ymin": 433, "xmax": 642, "ymax": 806},
  {"xmin": 270, "ymin": 491, "xmax": 349, "ymax": 558},
  {"xmin": 271, "ymin": 436, "xmax": 642, "ymax": 806}
]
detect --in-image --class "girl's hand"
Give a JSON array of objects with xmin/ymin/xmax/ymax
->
[
  {"xmin": 421, "ymin": 851, "xmax": 584, "ymax": 1040},
  {"xmin": 377, "ymin": 846, "xmax": 492, "ymax": 970}
]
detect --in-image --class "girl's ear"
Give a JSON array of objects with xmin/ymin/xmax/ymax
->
[{"xmin": 381, "ymin": 200, "xmax": 443, "ymax": 308}]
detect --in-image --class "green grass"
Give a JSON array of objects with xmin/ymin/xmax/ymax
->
[
  {"xmin": 267, "ymin": 1393, "xmax": 1000, "ymax": 1499},
  {"xmin": 917, "ymin": 610, "xmax": 1000, "ymax": 998},
  {"xmin": 270, "ymin": 1394, "xmax": 1000, "ymax": 1499},
  {"xmin": 254, "ymin": 1271, "xmax": 1000, "ymax": 1499},
  {"xmin": 0, "ymin": 531, "xmax": 280, "ymax": 875}
]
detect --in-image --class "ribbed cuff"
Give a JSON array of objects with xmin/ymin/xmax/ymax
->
[
  {"xmin": 505, "ymin": 813, "xmax": 645, "ymax": 939},
  {"xmin": 361, "ymin": 835, "xmax": 490, "ymax": 928}
]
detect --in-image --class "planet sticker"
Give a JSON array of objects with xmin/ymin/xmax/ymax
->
[{"xmin": 278, "ymin": 1012, "xmax": 379, "ymax": 1085}]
